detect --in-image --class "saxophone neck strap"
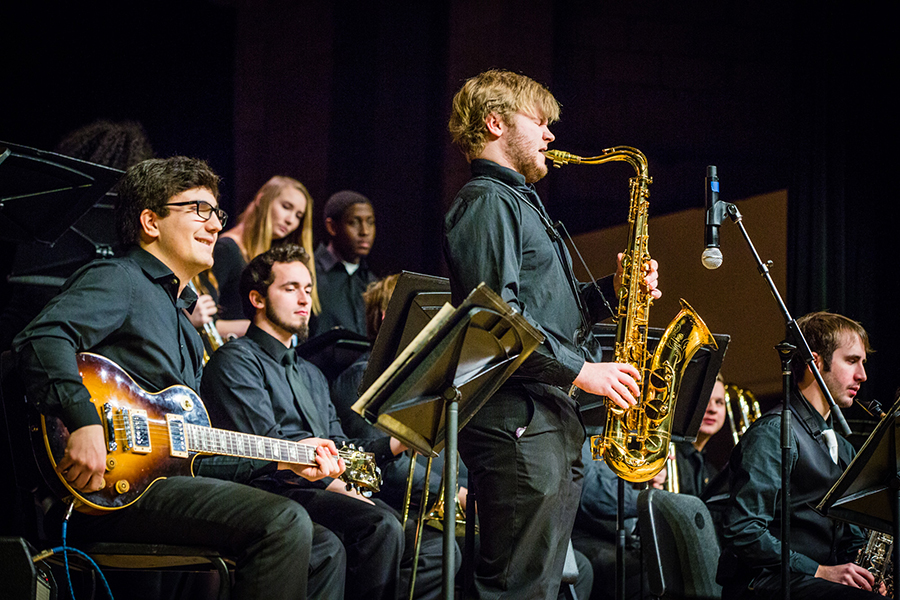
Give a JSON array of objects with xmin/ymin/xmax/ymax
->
[{"xmin": 472, "ymin": 176, "xmax": 593, "ymax": 341}]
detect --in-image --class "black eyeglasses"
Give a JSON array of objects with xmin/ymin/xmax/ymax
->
[{"xmin": 165, "ymin": 201, "xmax": 228, "ymax": 227}]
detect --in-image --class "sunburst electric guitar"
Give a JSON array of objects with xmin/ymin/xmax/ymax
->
[{"xmin": 34, "ymin": 352, "xmax": 381, "ymax": 514}]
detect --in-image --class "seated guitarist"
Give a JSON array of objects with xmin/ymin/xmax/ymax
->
[
  {"xmin": 200, "ymin": 243, "xmax": 418, "ymax": 600},
  {"xmin": 14, "ymin": 156, "xmax": 346, "ymax": 599}
]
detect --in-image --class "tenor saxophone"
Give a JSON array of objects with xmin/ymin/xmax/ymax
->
[{"xmin": 545, "ymin": 147, "xmax": 717, "ymax": 483}]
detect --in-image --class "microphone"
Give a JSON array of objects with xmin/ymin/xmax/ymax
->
[{"xmin": 702, "ymin": 165, "xmax": 726, "ymax": 269}]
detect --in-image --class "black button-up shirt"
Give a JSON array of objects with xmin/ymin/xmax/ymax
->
[
  {"xmin": 14, "ymin": 247, "xmax": 203, "ymax": 431},
  {"xmin": 311, "ymin": 243, "xmax": 376, "ymax": 336},
  {"xmin": 201, "ymin": 323, "xmax": 394, "ymax": 488},
  {"xmin": 675, "ymin": 442, "xmax": 720, "ymax": 497},
  {"xmin": 718, "ymin": 391, "xmax": 865, "ymax": 585},
  {"xmin": 443, "ymin": 159, "xmax": 616, "ymax": 390}
]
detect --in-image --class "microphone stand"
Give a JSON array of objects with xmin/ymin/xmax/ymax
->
[{"xmin": 717, "ymin": 199, "xmax": 852, "ymax": 600}]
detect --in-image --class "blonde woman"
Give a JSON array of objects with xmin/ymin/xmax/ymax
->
[{"xmin": 211, "ymin": 176, "xmax": 319, "ymax": 338}]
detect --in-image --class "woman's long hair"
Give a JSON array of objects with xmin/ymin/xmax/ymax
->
[{"xmin": 235, "ymin": 176, "xmax": 320, "ymax": 313}]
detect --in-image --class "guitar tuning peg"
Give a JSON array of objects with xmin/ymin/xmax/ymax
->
[{"xmin": 358, "ymin": 445, "xmax": 365, "ymax": 452}]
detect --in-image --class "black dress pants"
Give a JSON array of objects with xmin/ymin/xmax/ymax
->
[
  {"xmin": 459, "ymin": 384, "xmax": 585, "ymax": 599},
  {"xmin": 255, "ymin": 482, "xmax": 405, "ymax": 600},
  {"xmin": 69, "ymin": 475, "xmax": 345, "ymax": 599}
]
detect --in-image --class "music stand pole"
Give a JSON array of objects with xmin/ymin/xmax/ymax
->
[
  {"xmin": 442, "ymin": 387, "xmax": 460, "ymax": 599},
  {"xmin": 616, "ymin": 478, "xmax": 626, "ymax": 600}
]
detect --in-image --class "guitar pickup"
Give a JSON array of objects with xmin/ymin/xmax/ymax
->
[
  {"xmin": 167, "ymin": 414, "xmax": 189, "ymax": 458},
  {"xmin": 123, "ymin": 408, "xmax": 151, "ymax": 454}
]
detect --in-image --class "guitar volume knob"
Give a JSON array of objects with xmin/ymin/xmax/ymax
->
[{"xmin": 115, "ymin": 480, "xmax": 130, "ymax": 494}]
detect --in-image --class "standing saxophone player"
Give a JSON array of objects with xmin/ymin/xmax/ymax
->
[
  {"xmin": 718, "ymin": 311, "xmax": 884, "ymax": 598},
  {"xmin": 444, "ymin": 69, "xmax": 661, "ymax": 599}
]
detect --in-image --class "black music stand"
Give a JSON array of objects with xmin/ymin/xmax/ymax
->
[
  {"xmin": 817, "ymin": 395, "xmax": 900, "ymax": 599},
  {"xmin": 579, "ymin": 323, "xmax": 729, "ymax": 600},
  {"xmin": 578, "ymin": 323, "xmax": 731, "ymax": 442},
  {"xmin": 296, "ymin": 327, "xmax": 371, "ymax": 382},
  {"xmin": 352, "ymin": 281, "xmax": 544, "ymax": 599},
  {"xmin": 358, "ymin": 270, "xmax": 451, "ymax": 394},
  {"xmin": 0, "ymin": 141, "xmax": 122, "ymax": 245}
]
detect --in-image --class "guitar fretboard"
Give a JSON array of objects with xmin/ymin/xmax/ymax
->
[{"xmin": 185, "ymin": 423, "xmax": 317, "ymax": 465}]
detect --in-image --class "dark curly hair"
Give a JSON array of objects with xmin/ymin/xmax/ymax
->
[
  {"xmin": 239, "ymin": 243, "xmax": 311, "ymax": 318},
  {"xmin": 54, "ymin": 120, "xmax": 154, "ymax": 171},
  {"xmin": 115, "ymin": 157, "xmax": 220, "ymax": 248}
]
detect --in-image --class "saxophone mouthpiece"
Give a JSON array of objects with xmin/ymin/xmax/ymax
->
[{"xmin": 543, "ymin": 149, "xmax": 580, "ymax": 168}]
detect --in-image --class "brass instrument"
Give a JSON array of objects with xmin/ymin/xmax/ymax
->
[
  {"xmin": 188, "ymin": 278, "xmax": 225, "ymax": 364},
  {"xmin": 856, "ymin": 530, "xmax": 893, "ymax": 595},
  {"xmin": 664, "ymin": 441, "xmax": 680, "ymax": 493},
  {"xmin": 402, "ymin": 451, "xmax": 471, "ymax": 600},
  {"xmin": 546, "ymin": 147, "xmax": 717, "ymax": 483},
  {"xmin": 423, "ymin": 467, "xmax": 470, "ymax": 538},
  {"xmin": 723, "ymin": 384, "xmax": 761, "ymax": 444}
]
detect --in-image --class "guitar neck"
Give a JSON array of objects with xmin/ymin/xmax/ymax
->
[{"xmin": 184, "ymin": 423, "xmax": 317, "ymax": 466}]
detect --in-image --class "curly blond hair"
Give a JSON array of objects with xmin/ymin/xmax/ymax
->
[{"xmin": 448, "ymin": 69, "xmax": 561, "ymax": 159}]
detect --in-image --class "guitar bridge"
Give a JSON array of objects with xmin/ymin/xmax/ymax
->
[{"xmin": 103, "ymin": 403, "xmax": 117, "ymax": 452}]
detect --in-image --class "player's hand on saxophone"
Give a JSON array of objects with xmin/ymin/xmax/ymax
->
[
  {"xmin": 573, "ymin": 361, "xmax": 640, "ymax": 410},
  {"xmin": 614, "ymin": 253, "xmax": 662, "ymax": 300}
]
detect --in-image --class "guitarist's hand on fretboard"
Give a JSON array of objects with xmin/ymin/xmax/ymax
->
[
  {"xmin": 278, "ymin": 438, "xmax": 345, "ymax": 482},
  {"xmin": 57, "ymin": 424, "xmax": 107, "ymax": 493}
]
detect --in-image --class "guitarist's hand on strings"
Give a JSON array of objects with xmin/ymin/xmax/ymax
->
[
  {"xmin": 57, "ymin": 424, "xmax": 107, "ymax": 493},
  {"xmin": 280, "ymin": 438, "xmax": 345, "ymax": 482}
]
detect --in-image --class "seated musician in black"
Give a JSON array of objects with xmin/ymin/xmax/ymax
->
[
  {"xmin": 13, "ymin": 156, "xmax": 345, "ymax": 600},
  {"xmin": 201, "ymin": 243, "xmax": 408, "ymax": 600},
  {"xmin": 672, "ymin": 373, "xmax": 726, "ymax": 496},
  {"xmin": 717, "ymin": 311, "xmax": 882, "ymax": 598}
]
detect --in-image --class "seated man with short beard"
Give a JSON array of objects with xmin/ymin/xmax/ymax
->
[{"xmin": 201, "ymin": 243, "xmax": 409, "ymax": 600}]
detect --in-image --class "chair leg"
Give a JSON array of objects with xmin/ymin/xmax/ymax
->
[{"xmin": 211, "ymin": 556, "xmax": 231, "ymax": 600}]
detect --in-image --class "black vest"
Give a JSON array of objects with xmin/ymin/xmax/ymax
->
[{"xmin": 718, "ymin": 392, "xmax": 859, "ymax": 586}]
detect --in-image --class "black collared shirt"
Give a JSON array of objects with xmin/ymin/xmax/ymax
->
[
  {"xmin": 201, "ymin": 323, "xmax": 394, "ymax": 487},
  {"xmin": 443, "ymin": 159, "xmax": 617, "ymax": 389},
  {"xmin": 14, "ymin": 247, "xmax": 204, "ymax": 431},
  {"xmin": 311, "ymin": 243, "xmax": 376, "ymax": 336},
  {"xmin": 674, "ymin": 442, "xmax": 719, "ymax": 497},
  {"xmin": 718, "ymin": 391, "xmax": 865, "ymax": 584}
]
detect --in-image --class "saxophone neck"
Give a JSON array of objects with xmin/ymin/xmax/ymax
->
[{"xmin": 544, "ymin": 146, "xmax": 649, "ymax": 179}]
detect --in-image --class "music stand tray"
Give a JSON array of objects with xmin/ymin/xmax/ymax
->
[
  {"xmin": 818, "ymin": 394, "xmax": 900, "ymax": 535},
  {"xmin": 352, "ymin": 282, "xmax": 544, "ymax": 457}
]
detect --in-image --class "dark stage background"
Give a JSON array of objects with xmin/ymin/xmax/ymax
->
[{"xmin": 2, "ymin": 1, "xmax": 895, "ymax": 424}]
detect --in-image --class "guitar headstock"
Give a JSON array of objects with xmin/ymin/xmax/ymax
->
[{"xmin": 338, "ymin": 443, "xmax": 382, "ymax": 497}]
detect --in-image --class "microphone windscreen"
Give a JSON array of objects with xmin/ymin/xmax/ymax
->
[{"xmin": 701, "ymin": 248, "xmax": 723, "ymax": 270}]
